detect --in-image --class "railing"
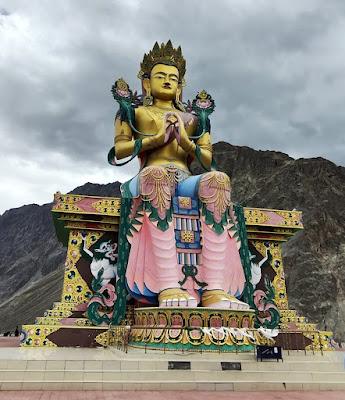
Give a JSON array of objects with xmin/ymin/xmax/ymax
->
[
  {"xmin": 107, "ymin": 323, "xmax": 130, "ymax": 352},
  {"xmin": 105, "ymin": 325, "xmax": 330, "ymax": 355}
]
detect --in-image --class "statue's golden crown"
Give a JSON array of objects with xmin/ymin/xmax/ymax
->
[{"xmin": 138, "ymin": 40, "xmax": 186, "ymax": 82}]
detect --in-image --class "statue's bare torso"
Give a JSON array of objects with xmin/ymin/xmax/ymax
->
[{"xmin": 134, "ymin": 106, "xmax": 197, "ymax": 170}]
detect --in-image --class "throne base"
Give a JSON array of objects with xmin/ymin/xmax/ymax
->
[{"xmin": 129, "ymin": 307, "xmax": 258, "ymax": 352}]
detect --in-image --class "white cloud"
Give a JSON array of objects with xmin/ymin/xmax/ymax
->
[{"xmin": 0, "ymin": 151, "xmax": 135, "ymax": 214}]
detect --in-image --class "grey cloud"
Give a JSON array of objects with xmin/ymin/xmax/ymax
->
[
  {"xmin": 1, "ymin": 0, "xmax": 345, "ymax": 212},
  {"xmin": 0, "ymin": 8, "xmax": 9, "ymax": 16},
  {"xmin": 289, "ymin": 121, "xmax": 320, "ymax": 139}
]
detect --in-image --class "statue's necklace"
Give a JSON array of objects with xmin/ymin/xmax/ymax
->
[
  {"xmin": 148, "ymin": 105, "xmax": 177, "ymax": 118},
  {"xmin": 154, "ymin": 106, "xmax": 175, "ymax": 110}
]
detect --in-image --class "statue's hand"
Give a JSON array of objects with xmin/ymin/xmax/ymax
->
[
  {"xmin": 143, "ymin": 122, "xmax": 166, "ymax": 151},
  {"xmin": 142, "ymin": 113, "xmax": 181, "ymax": 152},
  {"xmin": 154, "ymin": 122, "xmax": 167, "ymax": 146},
  {"xmin": 172, "ymin": 113, "xmax": 195, "ymax": 153}
]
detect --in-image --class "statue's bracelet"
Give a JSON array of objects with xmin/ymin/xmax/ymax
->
[{"xmin": 188, "ymin": 141, "xmax": 197, "ymax": 154}]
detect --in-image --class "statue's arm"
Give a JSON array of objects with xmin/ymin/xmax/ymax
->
[
  {"xmin": 178, "ymin": 114, "xmax": 212, "ymax": 169},
  {"xmin": 114, "ymin": 114, "xmax": 165, "ymax": 160},
  {"xmin": 114, "ymin": 118, "xmax": 135, "ymax": 159},
  {"xmin": 194, "ymin": 131, "xmax": 212, "ymax": 169},
  {"xmin": 183, "ymin": 115, "xmax": 212, "ymax": 169}
]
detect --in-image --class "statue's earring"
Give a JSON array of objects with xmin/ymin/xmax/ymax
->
[
  {"xmin": 175, "ymin": 89, "xmax": 186, "ymax": 112},
  {"xmin": 143, "ymin": 87, "xmax": 153, "ymax": 107}
]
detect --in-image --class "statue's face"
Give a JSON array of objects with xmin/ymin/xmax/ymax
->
[{"xmin": 149, "ymin": 64, "xmax": 179, "ymax": 100}]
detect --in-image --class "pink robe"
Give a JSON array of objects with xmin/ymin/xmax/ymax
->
[{"xmin": 125, "ymin": 167, "xmax": 245, "ymax": 304}]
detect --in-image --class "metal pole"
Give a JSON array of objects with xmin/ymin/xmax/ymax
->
[
  {"xmin": 319, "ymin": 331, "xmax": 323, "ymax": 356},
  {"xmin": 311, "ymin": 331, "xmax": 315, "ymax": 355},
  {"xmin": 303, "ymin": 332, "xmax": 306, "ymax": 356}
]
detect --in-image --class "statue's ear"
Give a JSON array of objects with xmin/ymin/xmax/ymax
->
[
  {"xmin": 143, "ymin": 78, "xmax": 150, "ymax": 94},
  {"xmin": 175, "ymin": 85, "xmax": 185, "ymax": 112}
]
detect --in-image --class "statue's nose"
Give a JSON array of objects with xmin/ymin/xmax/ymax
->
[{"xmin": 163, "ymin": 81, "xmax": 171, "ymax": 88}]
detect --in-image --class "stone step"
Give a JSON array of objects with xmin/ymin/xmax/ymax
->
[
  {"xmin": 1, "ymin": 380, "xmax": 345, "ymax": 391},
  {"xmin": 241, "ymin": 361, "xmax": 344, "ymax": 372},
  {"xmin": 1, "ymin": 347, "xmax": 343, "ymax": 393},
  {"xmin": 1, "ymin": 350, "xmax": 343, "ymax": 391},
  {"xmin": 1, "ymin": 369, "xmax": 344, "ymax": 382},
  {"xmin": 1, "ymin": 358, "xmax": 342, "ymax": 370}
]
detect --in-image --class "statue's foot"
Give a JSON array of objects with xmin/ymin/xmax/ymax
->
[
  {"xmin": 158, "ymin": 288, "xmax": 198, "ymax": 308},
  {"xmin": 201, "ymin": 290, "xmax": 250, "ymax": 310}
]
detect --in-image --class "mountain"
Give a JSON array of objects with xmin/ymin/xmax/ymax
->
[
  {"xmin": 0, "ymin": 144, "xmax": 344, "ymax": 343},
  {"xmin": 198, "ymin": 142, "xmax": 345, "ymax": 342}
]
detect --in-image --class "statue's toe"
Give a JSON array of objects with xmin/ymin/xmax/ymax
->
[
  {"xmin": 158, "ymin": 288, "xmax": 198, "ymax": 308},
  {"xmin": 201, "ymin": 290, "xmax": 250, "ymax": 310}
]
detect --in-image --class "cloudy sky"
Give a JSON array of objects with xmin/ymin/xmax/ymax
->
[{"xmin": 1, "ymin": 0, "xmax": 345, "ymax": 214}]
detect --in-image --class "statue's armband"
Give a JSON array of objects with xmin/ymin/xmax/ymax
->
[
  {"xmin": 189, "ymin": 90, "xmax": 218, "ymax": 171},
  {"xmin": 190, "ymin": 90, "xmax": 215, "ymax": 140},
  {"xmin": 108, "ymin": 78, "xmax": 143, "ymax": 166},
  {"xmin": 111, "ymin": 78, "xmax": 135, "ymax": 124}
]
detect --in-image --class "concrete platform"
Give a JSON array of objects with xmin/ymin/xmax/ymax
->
[
  {"xmin": 0, "ymin": 346, "xmax": 344, "ymax": 392},
  {"xmin": 0, "ymin": 337, "xmax": 20, "ymax": 348},
  {"xmin": 0, "ymin": 391, "xmax": 345, "ymax": 399}
]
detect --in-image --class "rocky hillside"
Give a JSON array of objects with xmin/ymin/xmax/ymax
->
[
  {"xmin": 0, "ymin": 144, "xmax": 344, "ymax": 342},
  {"xmin": 206, "ymin": 142, "xmax": 345, "ymax": 343}
]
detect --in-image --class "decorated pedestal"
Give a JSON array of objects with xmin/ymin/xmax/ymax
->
[
  {"xmin": 21, "ymin": 193, "xmax": 121, "ymax": 348},
  {"xmin": 20, "ymin": 193, "xmax": 332, "ymax": 351},
  {"xmin": 130, "ymin": 307, "xmax": 257, "ymax": 352}
]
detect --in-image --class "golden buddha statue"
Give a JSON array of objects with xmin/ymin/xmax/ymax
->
[{"xmin": 110, "ymin": 41, "xmax": 249, "ymax": 310}]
